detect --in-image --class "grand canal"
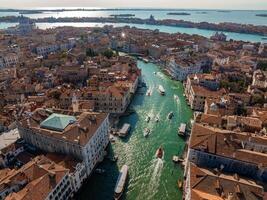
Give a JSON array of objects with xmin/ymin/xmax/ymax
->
[{"xmin": 77, "ymin": 60, "xmax": 192, "ymax": 200}]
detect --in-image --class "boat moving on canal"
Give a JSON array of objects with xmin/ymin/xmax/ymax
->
[
  {"xmin": 156, "ymin": 147, "xmax": 164, "ymax": 159},
  {"xmin": 158, "ymin": 85, "xmax": 165, "ymax": 95},
  {"xmin": 155, "ymin": 116, "xmax": 159, "ymax": 122},
  {"xmin": 114, "ymin": 165, "xmax": 128, "ymax": 200},
  {"xmin": 145, "ymin": 116, "xmax": 151, "ymax": 123},
  {"xmin": 144, "ymin": 128, "xmax": 150, "ymax": 137},
  {"xmin": 146, "ymin": 88, "xmax": 152, "ymax": 96},
  {"xmin": 167, "ymin": 112, "xmax": 174, "ymax": 120}
]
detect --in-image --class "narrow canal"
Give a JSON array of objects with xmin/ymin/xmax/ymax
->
[{"xmin": 78, "ymin": 61, "xmax": 193, "ymax": 200}]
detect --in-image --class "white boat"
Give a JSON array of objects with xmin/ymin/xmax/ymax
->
[
  {"xmin": 158, "ymin": 85, "xmax": 165, "ymax": 95},
  {"xmin": 174, "ymin": 95, "xmax": 178, "ymax": 100},
  {"xmin": 109, "ymin": 135, "xmax": 116, "ymax": 143},
  {"xmin": 145, "ymin": 116, "xmax": 151, "ymax": 123},
  {"xmin": 114, "ymin": 165, "xmax": 128, "ymax": 200},
  {"xmin": 143, "ymin": 58, "xmax": 149, "ymax": 63},
  {"xmin": 95, "ymin": 168, "xmax": 106, "ymax": 175},
  {"xmin": 178, "ymin": 123, "xmax": 186, "ymax": 137},
  {"xmin": 155, "ymin": 116, "xmax": 159, "ymax": 123},
  {"xmin": 144, "ymin": 128, "xmax": 150, "ymax": 137},
  {"xmin": 118, "ymin": 123, "xmax": 131, "ymax": 137},
  {"xmin": 146, "ymin": 88, "xmax": 152, "ymax": 96}
]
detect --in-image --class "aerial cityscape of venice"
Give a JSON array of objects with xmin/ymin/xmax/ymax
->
[{"xmin": 0, "ymin": 0, "xmax": 267, "ymax": 199}]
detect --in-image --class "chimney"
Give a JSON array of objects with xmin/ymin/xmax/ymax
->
[
  {"xmin": 48, "ymin": 171, "xmax": 56, "ymax": 187},
  {"xmin": 233, "ymin": 173, "xmax": 239, "ymax": 181}
]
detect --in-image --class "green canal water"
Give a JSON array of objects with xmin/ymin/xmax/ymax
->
[{"xmin": 77, "ymin": 61, "xmax": 192, "ymax": 200}]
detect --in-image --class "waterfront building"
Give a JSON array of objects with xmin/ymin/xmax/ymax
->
[
  {"xmin": 184, "ymin": 162, "xmax": 264, "ymax": 200},
  {"xmin": 17, "ymin": 108, "xmax": 109, "ymax": 176},
  {"xmin": 187, "ymin": 84, "xmax": 226, "ymax": 111},
  {"xmin": 188, "ymin": 123, "xmax": 267, "ymax": 181},
  {"xmin": 167, "ymin": 57, "xmax": 203, "ymax": 81},
  {"xmin": 5, "ymin": 16, "xmax": 36, "ymax": 36},
  {"xmin": 185, "ymin": 74, "xmax": 220, "ymax": 96},
  {"xmin": 210, "ymin": 32, "xmax": 227, "ymax": 41}
]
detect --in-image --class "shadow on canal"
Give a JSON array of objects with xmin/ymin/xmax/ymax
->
[
  {"xmin": 118, "ymin": 85, "xmax": 147, "ymax": 143},
  {"xmin": 75, "ymin": 144, "xmax": 120, "ymax": 200}
]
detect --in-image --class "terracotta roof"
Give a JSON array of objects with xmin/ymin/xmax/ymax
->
[
  {"xmin": 192, "ymin": 85, "xmax": 226, "ymax": 97},
  {"xmin": 4, "ymin": 155, "xmax": 69, "ymax": 200},
  {"xmin": 200, "ymin": 114, "xmax": 223, "ymax": 127},
  {"xmin": 19, "ymin": 108, "xmax": 108, "ymax": 146},
  {"xmin": 189, "ymin": 162, "xmax": 264, "ymax": 200},
  {"xmin": 190, "ymin": 123, "xmax": 267, "ymax": 167}
]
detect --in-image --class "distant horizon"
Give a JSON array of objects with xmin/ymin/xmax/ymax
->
[
  {"xmin": 0, "ymin": 7, "xmax": 267, "ymax": 11},
  {"xmin": 0, "ymin": 0, "xmax": 267, "ymax": 10}
]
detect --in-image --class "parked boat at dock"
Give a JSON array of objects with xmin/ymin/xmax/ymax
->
[
  {"xmin": 177, "ymin": 179, "xmax": 183, "ymax": 190},
  {"xmin": 118, "ymin": 123, "xmax": 131, "ymax": 137},
  {"xmin": 114, "ymin": 165, "xmax": 128, "ymax": 200},
  {"xmin": 95, "ymin": 168, "xmax": 106, "ymax": 175},
  {"xmin": 178, "ymin": 123, "xmax": 186, "ymax": 137},
  {"xmin": 172, "ymin": 156, "xmax": 184, "ymax": 163},
  {"xmin": 158, "ymin": 85, "xmax": 165, "ymax": 95}
]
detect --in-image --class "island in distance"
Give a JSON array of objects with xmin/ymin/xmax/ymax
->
[
  {"xmin": 166, "ymin": 12, "xmax": 191, "ymax": 16},
  {"xmin": 256, "ymin": 14, "xmax": 267, "ymax": 17},
  {"xmin": 110, "ymin": 14, "xmax": 135, "ymax": 18}
]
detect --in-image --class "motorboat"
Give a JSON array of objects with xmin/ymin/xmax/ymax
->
[
  {"xmin": 155, "ymin": 116, "xmax": 159, "ymax": 123},
  {"xmin": 178, "ymin": 123, "xmax": 186, "ymax": 137},
  {"xmin": 114, "ymin": 165, "xmax": 128, "ymax": 200},
  {"xmin": 109, "ymin": 156, "xmax": 118, "ymax": 163},
  {"xmin": 167, "ymin": 112, "xmax": 174, "ymax": 120},
  {"xmin": 109, "ymin": 135, "xmax": 116, "ymax": 143},
  {"xmin": 158, "ymin": 85, "xmax": 165, "ymax": 95},
  {"xmin": 156, "ymin": 147, "xmax": 164, "ymax": 159},
  {"xmin": 174, "ymin": 95, "xmax": 178, "ymax": 100},
  {"xmin": 177, "ymin": 179, "xmax": 183, "ymax": 190},
  {"xmin": 145, "ymin": 116, "xmax": 151, "ymax": 123},
  {"xmin": 144, "ymin": 128, "xmax": 150, "ymax": 137},
  {"xmin": 146, "ymin": 89, "xmax": 152, "ymax": 96},
  {"xmin": 95, "ymin": 168, "xmax": 106, "ymax": 175}
]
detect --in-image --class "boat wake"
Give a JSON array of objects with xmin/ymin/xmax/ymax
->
[{"xmin": 146, "ymin": 158, "xmax": 164, "ymax": 199}]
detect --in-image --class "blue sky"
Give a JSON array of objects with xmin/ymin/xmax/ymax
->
[{"xmin": 1, "ymin": 0, "xmax": 267, "ymax": 10}]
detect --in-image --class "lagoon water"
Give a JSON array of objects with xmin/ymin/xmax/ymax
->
[
  {"xmin": 0, "ymin": 9, "xmax": 267, "ymax": 42},
  {"xmin": 77, "ymin": 61, "xmax": 192, "ymax": 200},
  {"xmin": 1, "ymin": 8, "xmax": 267, "ymax": 25}
]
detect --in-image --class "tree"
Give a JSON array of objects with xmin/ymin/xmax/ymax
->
[
  {"xmin": 251, "ymin": 94, "xmax": 265, "ymax": 105},
  {"xmin": 101, "ymin": 49, "xmax": 114, "ymax": 59},
  {"xmin": 86, "ymin": 48, "xmax": 97, "ymax": 57},
  {"xmin": 257, "ymin": 61, "xmax": 267, "ymax": 71}
]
